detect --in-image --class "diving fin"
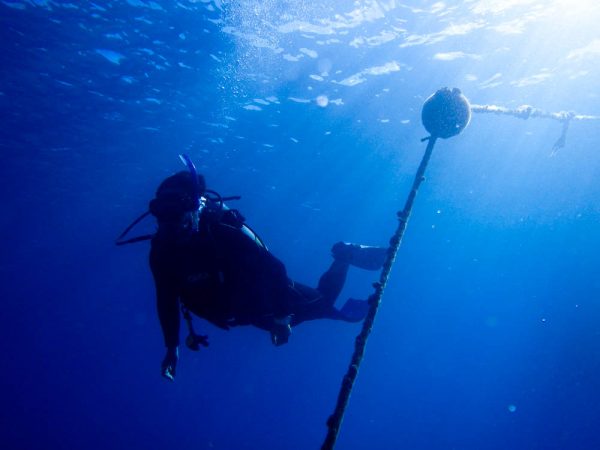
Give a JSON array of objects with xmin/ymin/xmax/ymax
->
[
  {"xmin": 331, "ymin": 242, "xmax": 387, "ymax": 271},
  {"xmin": 337, "ymin": 298, "xmax": 370, "ymax": 323}
]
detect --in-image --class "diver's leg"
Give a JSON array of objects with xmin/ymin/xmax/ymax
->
[
  {"xmin": 288, "ymin": 243, "xmax": 387, "ymax": 326},
  {"xmin": 316, "ymin": 259, "xmax": 350, "ymax": 306},
  {"xmin": 286, "ymin": 259, "xmax": 350, "ymax": 327},
  {"xmin": 316, "ymin": 241, "xmax": 387, "ymax": 304},
  {"xmin": 321, "ymin": 242, "xmax": 388, "ymax": 323}
]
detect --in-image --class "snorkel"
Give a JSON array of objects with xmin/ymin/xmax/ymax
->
[
  {"xmin": 178, "ymin": 153, "xmax": 201, "ymax": 232},
  {"xmin": 180, "ymin": 153, "xmax": 243, "ymax": 223},
  {"xmin": 178, "ymin": 154, "xmax": 201, "ymax": 199}
]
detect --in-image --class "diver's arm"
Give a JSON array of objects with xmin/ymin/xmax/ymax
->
[
  {"xmin": 155, "ymin": 278, "xmax": 180, "ymax": 380},
  {"xmin": 150, "ymin": 246, "xmax": 180, "ymax": 380},
  {"xmin": 155, "ymin": 283, "xmax": 180, "ymax": 349}
]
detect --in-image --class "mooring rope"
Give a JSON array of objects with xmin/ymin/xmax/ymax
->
[
  {"xmin": 471, "ymin": 104, "xmax": 600, "ymax": 153},
  {"xmin": 471, "ymin": 104, "xmax": 599, "ymax": 122},
  {"xmin": 471, "ymin": 105, "xmax": 600, "ymax": 122},
  {"xmin": 321, "ymin": 136, "xmax": 438, "ymax": 450},
  {"xmin": 319, "ymin": 90, "xmax": 596, "ymax": 449}
]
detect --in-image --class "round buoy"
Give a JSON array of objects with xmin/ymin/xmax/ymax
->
[{"xmin": 421, "ymin": 87, "xmax": 471, "ymax": 139}]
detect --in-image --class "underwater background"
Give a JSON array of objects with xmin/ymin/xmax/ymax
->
[{"xmin": 1, "ymin": 1, "xmax": 599, "ymax": 449}]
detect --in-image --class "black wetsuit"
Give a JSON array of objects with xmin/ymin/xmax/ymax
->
[{"xmin": 150, "ymin": 210, "xmax": 347, "ymax": 348}]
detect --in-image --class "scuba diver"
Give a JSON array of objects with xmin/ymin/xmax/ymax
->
[{"xmin": 117, "ymin": 155, "xmax": 387, "ymax": 381}]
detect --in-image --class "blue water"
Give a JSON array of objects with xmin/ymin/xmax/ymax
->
[{"xmin": 1, "ymin": 1, "xmax": 599, "ymax": 449}]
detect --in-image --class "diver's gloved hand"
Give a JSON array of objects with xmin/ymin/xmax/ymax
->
[
  {"xmin": 270, "ymin": 316, "xmax": 292, "ymax": 346},
  {"xmin": 161, "ymin": 346, "xmax": 179, "ymax": 381}
]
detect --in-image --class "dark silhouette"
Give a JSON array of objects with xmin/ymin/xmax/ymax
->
[{"xmin": 146, "ymin": 166, "xmax": 386, "ymax": 380}]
